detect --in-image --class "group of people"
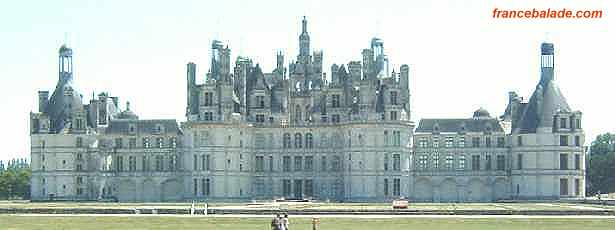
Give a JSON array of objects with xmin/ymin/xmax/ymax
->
[{"xmin": 270, "ymin": 213, "xmax": 290, "ymax": 230}]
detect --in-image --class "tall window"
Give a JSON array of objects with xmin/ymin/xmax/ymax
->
[
  {"xmin": 156, "ymin": 137, "xmax": 164, "ymax": 148},
  {"xmin": 283, "ymin": 179, "xmax": 291, "ymax": 197},
  {"xmin": 283, "ymin": 133, "xmax": 291, "ymax": 148},
  {"xmin": 76, "ymin": 137, "xmax": 83, "ymax": 148},
  {"xmin": 269, "ymin": 156, "xmax": 274, "ymax": 172},
  {"xmin": 255, "ymin": 156, "xmax": 264, "ymax": 172},
  {"xmin": 496, "ymin": 155, "xmax": 505, "ymax": 170},
  {"xmin": 471, "ymin": 155, "xmax": 480, "ymax": 171},
  {"xmin": 294, "ymin": 133, "xmax": 302, "ymax": 148},
  {"xmin": 445, "ymin": 137, "xmax": 454, "ymax": 148},
  {"xmin": 193, "ymin": 155, "xmax": 198, "ymax": 171},
  {"xmin": 472, "ymin": 137, "xmax": 480, "ymax": 147},
  {"xmin": 204, "ymin": 112, "xmax": 213, "ymax": 121},
  {"xmin": 393, "ymin": 131, "xmax": 401, "ymax": 146},
  {"xmin": 485, "ymin": 155, "xmax": 492, "ymax": 170},
  {"xmin": 575, "ymin": 154, "xmax": 581, "ymax": 170},
  {"xmin": 432, "ymin": 153, "xmax": 439, "ymax": 169},
  {"xmin": 305, "ymin": 156, "xmax": 314, "ymax": 171},
  {"xmin": 282, "ymin": 156, "xmax": 291, "ymax": 172},
  {"xmin": 560, "ymin": 178, "xmax": 569, "ymax": 196},
  {"xmin": 129, "ymin": 138, "xmax": 136, "ymax": 148},
  {"xmin": 458, "ymin": 155, "xmax": 466, "ymax": 170},
  {"xmin": 142, "ymin": 156, "xmax": 149, "ymax": 171},
  {"xmin": 517, "ymin": 136, "xmax": 523, "ymax": 146},
  {"xmin": 517, "ymin": 154, "xmax": 523, "ymax": 170},
  {"xmin": 115, "ymin": 156, "xmax": 123, "ymax": 172},
  {"xmin": 332, "ymin": 156, "xmax": 341, "ymax": 171},
  {"xmin": 155, "ymin": 155, "xmax": 164, "ymax": 171},
  {"xmin": 332, "ymin": 94, "xmax": 340, "ymax": 108},
  {"xmin": 143, "ymin": 137, "xmax": 150, "ymax": 148},
  {"xmin": 393, "ymin": 178, "xmax": 401, "ymax": 196},
  {"xmin": 458, "ymin": 136, "xmax": 465, "ymax": 148},
  {"xmin": 204, "ymin": 92, "xmax": 213, "ymax": 106},
  {"xmin": 445, "ymin": 155, "xmax": 454, "ymax": 169},
  {"xmin": 574, "ymin": 178, "xmax": 580, "ymax": 196},
  {"xmin": 384, "ymin": 178, "xmax": 389, "ymax": 196},
  {"xmin": 115, "ymin": 138, "xmax": 123, "ymax": 148},
  {"xmin": 294, "ymin": 156, "xmax": 303, "ymax": 171},
  {"xmin": 419, "ymin": 155, "xmax": 428, "ymax": 169},
  {"xmin": 129, "ymin": 156, "xmax": 136, "ymax": 171},
  {"xmin": 256, "ymin": 114, "xmax": 265, "ymax": 123},
  {"xmin": 321, "ymin": 156, "xmax": 327, "ymax": 171},
  {"xmin": 485, "ymin": 137, "xmax": 491, "ymax": 148},
  {"xmin": 202, "ymin": 178, "xmax": 211, "ymax": 196},
  {"xmin": 560, "ymin": 154, "xmax": 568, "ymax": 170},
  {"xmin": 560, "ymin": 118, "xmax": 567, "ymax": 129},
  {"xmin": 497, "ymin": 137, "xmax": 505, "ymax": 148},
  {"xmin": 432, "ymin": 136, "xmax": 439, "ymax": 148},
  {"xmin": 256, "ymin": 96, "xmax": 265, "ymax": 108},
  {"xmin": 384, "ymin": 153, "xmax": 389, "ymax": 171},
  {"xmin": 390, "ymin": 111, "xmax": 398, "ymax": 121},
  {"xmin": 574, "ymin": 136, "xmax": 581, "ymax": 147},
  {"xmin": 393, "ymin": 154, "xmax": 401, "ymax": 171},
  {"xmin": 305, "ymin": 133, "xmax": 313, "ymax": 149},
  {"xmin": 390, "ymin": 91, "xmax": 398, "ymax": 105}
]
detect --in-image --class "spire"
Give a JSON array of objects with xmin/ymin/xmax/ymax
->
[
  {"xmin": 302, "ymin": 16, "xmax": 308, "ymax": 34},
  {"xmin": 299, "ymin": 16, "xmax": 311, "ymax": 59}
]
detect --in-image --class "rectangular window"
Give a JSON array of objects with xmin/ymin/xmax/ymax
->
[
  {"xmin": 282, "ymin": 179, "xmax": 292, "ymax": 197},
  {"xmin": 332, "ymin": 114, "xmax": 340, "ymax": 123},
  {"xmin": 432, "ymin": 153, "xmax": 439, "ymax": 169},
  {"xmin": 193, "ymin": 155, "xmax": 198, "ymax": 170},
  {"xmin": 321, "ymin": 156, "xmax": 327, "ymax": 171},
  {"xmin": 458, "ymin": 155, "xmax": 466, "ymax": 170},
  {"xmin": 393, "ymin": 154, "xmax": 401, "ymax": 171},
  {"xmin": 142, "ymin": 156, "xmax": 149, "ymax": 171},
  {"xmin": 384, "ymin": 178, "xmax": 389, "ymax": 196},
  {"xmin": 305, "ymin": 156, "xmax": 313, "ymax": 171},
  {"xmin": 269, "ymin": 156, "xmax": 274, "ymax": 172},
  {"xmin": 560, "ymin": 154, "xmax": 568, "ymax": 170},
  {"xmin": 204, "ymin": 92, "xmax": 213, "ymax": 106},
  {"xmin": 560, "ymin": 118, "xmax": 567, "ymax": 129},
  {"xmin": 419, "ymin": 155, "xmax": 428, "ymax": 169},
  {"xmin": 458, "ymin": 136, "xmax": 465, "ymax": 148},
  {"xmin": 497, "ymin": 137, "xmax": 505, "ymax": 148},
  {"xmin": 204, "ymin": 112, "xmax": 213, "ymax": 121},
  {"xmin": 115, "ymin": 138, "xmax": 123, "ymax": 148},
  {"xmin": 254, "ymin": 133, "xmax": 265, "ymax": 149},
  {"xmin": 574, "ymin": 136, "xmax": 580, "ymax": 147},
  {"xmin": 202, "ymin": 178, "xmax": 211, "ymax": 196},
  {"xmin": 129, "ymin": 156, "xmax": 136, "ymax": 171},
  {"xmin": 116, "ymin": 156, "xmax": 123, "ymax": 172},
  {"xmin": 156, "ymin": 137, "xmax": 164, "ymax": 148},
  {"xmin": 256, "ymin": 114, "xmax": 265, "ymax": 123},
  {"xmin": 305, "ymin": 179, "xmax": 314, "ymax": 197},
  {"xmin": 143, "ymin": 137, "xmax": 150, "ymax": 148},
  {"xmin": 560, "ymin": 135, "xmax": 569, "ymax": 146},
  {"xmin": 393, "ymin": 178, "xmax": 401, "ymax": 196},
  {"xmin": 497, "ymin": 155, "xmax": 505, "ymax": 171},
  {"xmin": 485, "ymin": 155, "xmax": 492, "ymax": 170},
  {"xmin": 418, "ymin": 137, "xmax": 427, "ymax": 148},
  {"xmin": 574, "ymin": 178, "xmax": 580, "ymax": 196},
  {"xmin": 294, "ymin": 156, "xmax": 302, "ymax": 172},
  {"xmin": 193, "ymin": 179, "xmax": 198, "ymax": 196},
  {"xmin": 517, "ymin": 136, "xmax": 523, "ymax": 146},
  {"xmin": 390, "ymin": 91, "xmax": 398, "ymax": 105},
  {"xmin": 283, "ymin": 156, "xmax": 291, "ymax": 172},
  {"xmin": 156, "ymin": 155, "xmax": 164, "ymax": 171},
  {"xmin": 517, "ymin": 154, "xmax": 523, "ymax": 170},
  {"xmin": 255, "ymin": 156, "xmax": 264, "ymax": 172},
  {"xmin": 393, "ymin": 131, "xmax": 401, "ymax": 147},
  {"xmin": 332, "ymin": 156, "xmax": 341, "ymax": 171},
  {"xmin": 472, "ymin": 137, "xmax": 480, "ymax": 147},
  {"xmin": 384, "ymin": 153, "xmax": 389, "ymax": 171},
  {"xmin": 332, "ymin": 95, "xmax": 340, "ymax": 108},
  {"xmin": 129, "ymin": 138, "xmax": 136, "ymax": 148},
  {"xmin": 560, "ymin": 178, "xmax": 569, "ymax": 196},
  {"xmin": 445, "ymin": 137, "xmax": 454, "ymax": 148},
  {"xmin": 390, "ymin": 111, "xmax": 398, "ymax": 120},
  {"xmin": 472, "ymin": 155, "xmax": 480, "ymax": 171},
  {"xmin": 256, "ymin": 96, "xmax": 265, "ymax": 108},
  {"xmin": 76, "ymin": 137, "xmax": 83, "ymax": 148},
  {"xmin": 445, "ymin": 155, "xmax": 454, "ymax": 169},
  {"xmin": 485, "ymin": 137, "xmax": 491, "ymax": 148},
  {"xmin": 575, "ymin": 154, "xmax": 580, "ymax": 170}
]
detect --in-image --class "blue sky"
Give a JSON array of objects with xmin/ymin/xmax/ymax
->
[{"xmin": 0, "ymin": 0, "xmax": 613, "ymax": 161}]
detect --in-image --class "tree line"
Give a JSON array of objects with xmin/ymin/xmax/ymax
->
[
  {"xmin": 0, "ymin": 158, "xmax": 31, "ymax": 199},
  {"xmin": 588, "ymin": 133, "xmax": 615, "ymax": 195}
]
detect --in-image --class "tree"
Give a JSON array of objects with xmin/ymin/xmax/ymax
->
[{"xmin": 588, "ymin": 133, "xmax": 615, "ymax": 195}]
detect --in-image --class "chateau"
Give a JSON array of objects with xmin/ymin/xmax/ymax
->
[{"xmin": 29, "ymin": 18, "xmax": 585, "ymax": 202}]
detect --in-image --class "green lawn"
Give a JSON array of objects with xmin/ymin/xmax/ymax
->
[{"xmin": 1, "ymin": 216, "xmax": 615, "ymax": 230}]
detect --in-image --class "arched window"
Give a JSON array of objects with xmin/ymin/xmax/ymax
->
[
  {"xmin": 283, "ymin": 133, "xmax": 291, "ymax": 148},
  {"xmin": 295, "ymin": 133, "xmax": 303, "ymax": 148},
  {"xmin": 305, "ymin": 133, "xmax": 313, "ymax": 149}
]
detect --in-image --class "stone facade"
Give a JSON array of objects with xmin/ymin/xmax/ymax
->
[{"xmin": 29, "ymin": 18, "xmax": 584, "ymax": 202}]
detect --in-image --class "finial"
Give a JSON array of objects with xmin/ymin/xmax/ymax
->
[{"xmin": 126, "ymin": 101, "xmax": 131, "ymax": 110}]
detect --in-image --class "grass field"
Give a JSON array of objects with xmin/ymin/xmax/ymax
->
[{"xmin": 1, "ymin": 216, "xmax": 615, "ymax": 230}]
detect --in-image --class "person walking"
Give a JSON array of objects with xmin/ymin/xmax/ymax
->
[
  {"xmin": 271, "ymin": 214, "xmax": 281, "ymax": 230},
  {"xmin": 282, "ymin": 213, "xmax": 290, "ymax": 230}
]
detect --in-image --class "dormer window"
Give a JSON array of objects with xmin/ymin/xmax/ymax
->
[
  {"xmin": 155, "ymin": 124, "xmax": 164, "ymax": 134},
  {"xmin": 575, "ymin": 119, "xmax": 581, "ymax": 129},
  {"xmin": 256, "ymin": 96, "xmax": 265, "ymax": 108},
  {"xmin": 204, "ymin": 92, "xmax": 213, "ymax": 106},
  {"xmin": 128, "ymin": 124, "xmax": 136, "ymax": 134}
]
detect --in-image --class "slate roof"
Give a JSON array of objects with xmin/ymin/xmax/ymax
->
[
  {"xmin": 416, "ymin": 118, "xmax": 504, "ymax": 133},
  {"xmin": 106, "ymin": 119, "xmax": 182, "ymax": 135}
]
